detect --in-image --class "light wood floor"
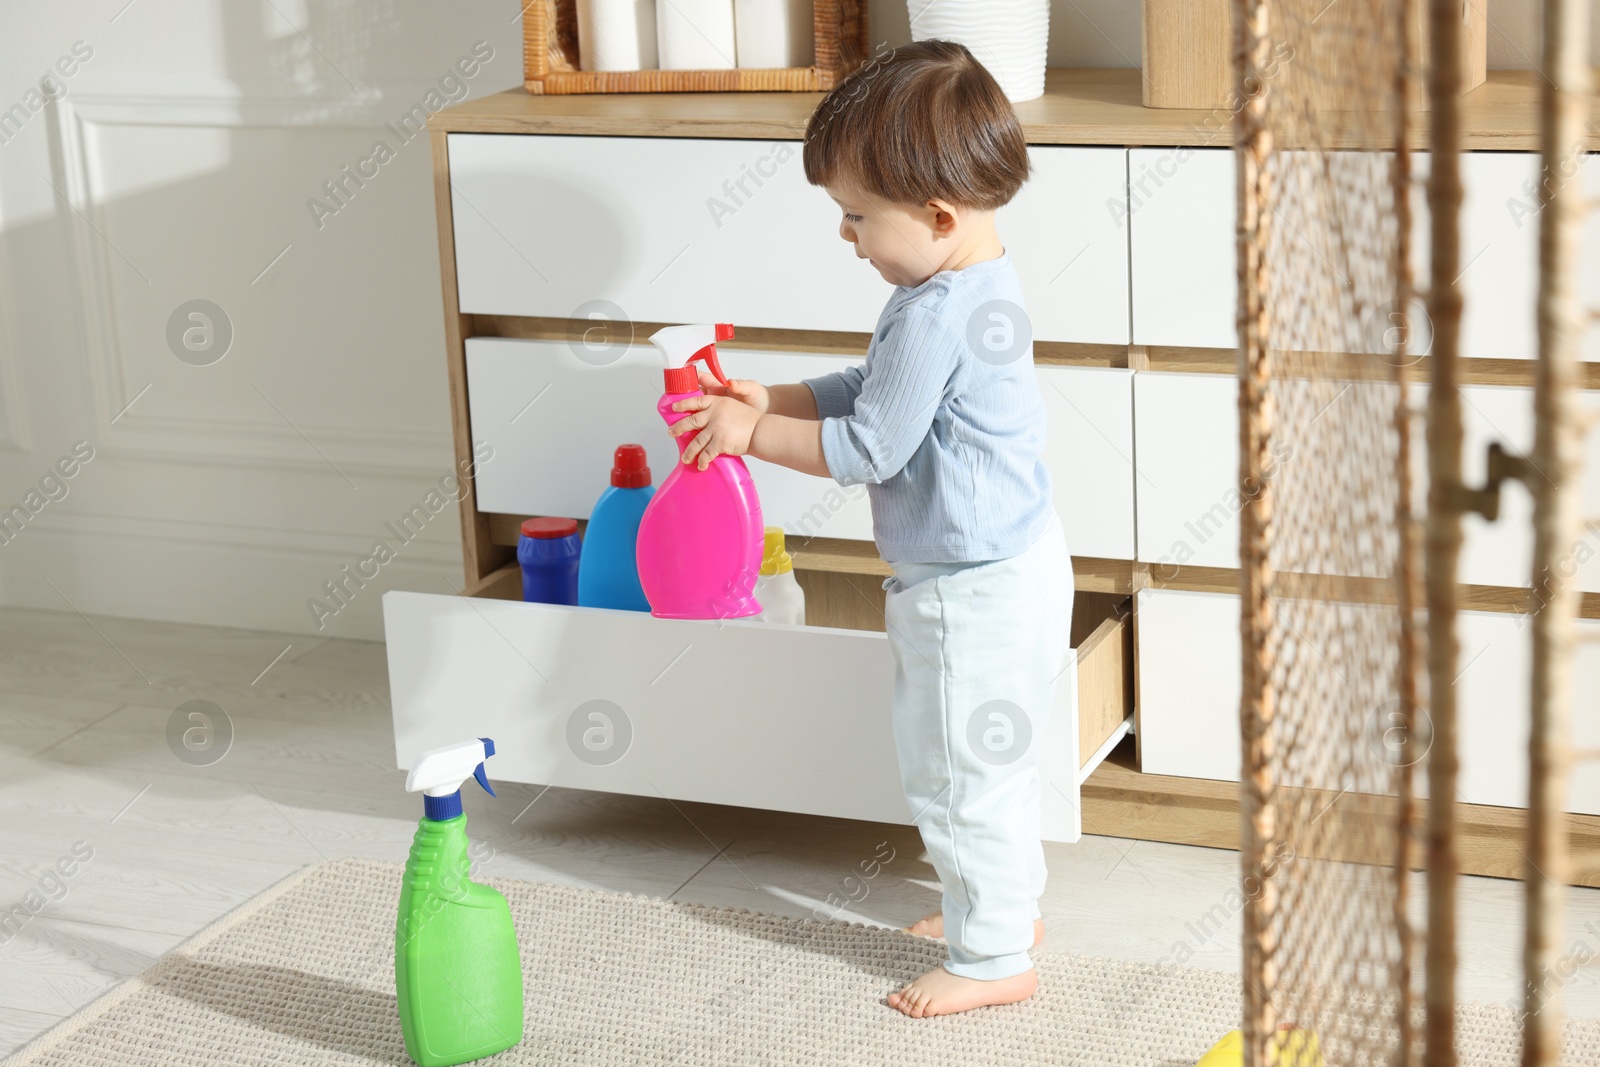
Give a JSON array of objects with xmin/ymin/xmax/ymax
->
[{"xmin": 1, "ymin": 604, "xmax": 1596, "ymax": 1056}]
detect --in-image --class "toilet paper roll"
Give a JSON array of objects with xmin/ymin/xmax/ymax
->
[
  {"xmin": 577, "ymin": 0, "xmax": 659, "ymax": 71},
  {"xmin": 656, "ymin": 0, "xmax": 737, "ymax": 70},
  {"xmin": 734, "ymin": 0, "xmax": 814, "ymax": 68}
]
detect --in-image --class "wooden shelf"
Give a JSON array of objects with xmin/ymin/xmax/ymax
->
[
  {"xmin": 430, "ymin": 68, "xmax": 1593, "ymax": 152},
  {"xmin": 1148, "ymin": 561, "xmax": 1600, "ymax": 621},
  {"xmin": 1148, "ymin": 346, "xmax": 1600, "ymax": 389},
  {"xmin": 784, "ymin": 538, "xmax": 1135, "ymax": 596},
  {"xmin": 1081, "ymin": 737, "xmax": 1600, "ymax": 887},
  {"xmin": 469, "ymin": 314, "xmax": 1129, "ymax": 369}
]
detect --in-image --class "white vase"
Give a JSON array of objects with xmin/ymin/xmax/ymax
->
[{"xmin": 907, "ymin": 0, "xmax": 1050, "ymax": 103}]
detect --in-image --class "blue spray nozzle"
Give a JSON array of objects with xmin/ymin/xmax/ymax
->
[{"xmin": 474, "ymin": 737, "xmax": 497, "ymax": 796}]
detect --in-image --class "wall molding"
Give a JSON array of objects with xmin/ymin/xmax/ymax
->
[
  {"xmin": 50, "ymin": 91, "xmax": 453, "ymax": 475},
  {"xmin": 9, "ymin": 508, "xmax": 463, "ymax": 564},
  {"xmin": 0, "ymin": 180, "xmax": 32, "ymax": 454}
]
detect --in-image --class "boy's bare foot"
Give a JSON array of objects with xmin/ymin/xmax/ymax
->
[
  {"xmin": 904, "ymin": 911, "xmax": 1045, "ymax": 948},
  {"xmin": 886, "ymin": 964, "xmax": 1038, "ymax": 1018}
]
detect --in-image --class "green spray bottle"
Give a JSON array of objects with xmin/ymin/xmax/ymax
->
[{"xmin": 397, "ymin": 737, "xmax": 524, "ymax": 1066}]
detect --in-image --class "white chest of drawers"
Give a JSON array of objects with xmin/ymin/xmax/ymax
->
[{"xmin": 389, "ymin": 72, "xmax": 1600, "ymax": 881}]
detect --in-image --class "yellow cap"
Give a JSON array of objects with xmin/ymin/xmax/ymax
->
[{"xmin": 760, "ymin": 526, "xmax": 792, "ymax": 576}]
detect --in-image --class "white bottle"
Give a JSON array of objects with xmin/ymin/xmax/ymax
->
[{"xmin": 752, "ymin": 526, "xmax": 805, "ymax": 625}]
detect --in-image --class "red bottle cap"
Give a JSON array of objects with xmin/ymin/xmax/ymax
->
[
  {"xmin": 520, "ymin": 516, "xmax": 578, "ymax": 539},
  {"xmin": 663, "ymin": 323, "xmax": 735, "ymax": 394},
  {"xmin": 610, "ymin": 444, "xmax": 651, "ymax": 488}
]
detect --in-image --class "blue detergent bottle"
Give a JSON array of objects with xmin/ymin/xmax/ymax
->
[
  {"xmin": 577, "ymin": 444, "xmax": 654, "ymax": 611},
  {"xmin": 517, "ymin": 517, "xmax": 581, "ymax": 604}
]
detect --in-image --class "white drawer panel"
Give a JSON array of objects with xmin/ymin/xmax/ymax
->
[
  {"xmin": 1038, "ymin": 365, "xmax": 1135, "ymax": 560},
  {"xmin": 1129, "ymin": 148, "xmax": 1600, "ymax": 359},
  {"xmin": 1414, "ymin": 383, "xmax": 1600, "ymax": 592},
  {"xmin": 446, "ymin": 134, "xmax": 1129, "ymax": 342},
  {"xmin": 467, "ymin": 336, "xmax": 1138, "ymax": 557},
  {"xmin": 1443, "ymin": 152, "xmax": 1600, "ymax": 361},
  {"xmin": 1135, "ymin": 589, "xmax": 1600, "ymax": 813},
  {"xmin": 1135, "ymin": 588, "xmax": 1241, "ymax": 782},
  {"xmin": 1128, "ymin": 147, "xmax": 1237, "ymax": 349},
  {"xmin": 1456, "ymin": 610, "xmax": 1600, "ymax": 814},
  {"xmin": 1142, "ymin": 589, "xmax": 1402, "ymax": 791},
  {"xmin": 1134, "ymin": 371, "xmax": 1239, "ymax": 570},
  {"xmin": 384, "ymin": 590, "xmax": 1090, "ymax": 842},
  {"xmin": 1456, "ymin": 383, "xmax": 1532, "ymax": 589},
  {"xmin": 1135, "ymin": 372, "xmax": 1600, "ymax": 592},
  {"xmin": 447, "ymin": 134, "xmax": 887, "ymax": 332},
  {"xmin": 1129, "ymin": 149, "xmax": 1415, "ymax": 352},
  {"xmin": 1010, "ymin": 146, "xmax": 1130, "ymax": 344},
  {"xmin": 465, "ymin": 337, "xmax": 875, "ymax": 540}
]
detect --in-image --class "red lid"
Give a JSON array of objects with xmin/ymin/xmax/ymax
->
[
  {"xmin": 663, "ymin": 365, "xmax": 700, "ymax": 393},
  {"xmin": 520, "ymin": 516, "xmax": 578, "ymax": 539},
  {"xmin": 663, "ymin": 323, "xmax": 735, "ymax": 394},
  {"xmin": 610, "ymin": 443, "xmax": 651, "ymax": 488}
]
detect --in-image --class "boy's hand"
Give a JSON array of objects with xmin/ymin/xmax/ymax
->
[
  {"xmin": 697, "ymin": 371, "xmax": 770, "ymax": 416},
  {"xmin": 669, "ymin": 395, "xmax": 762, "ymax": 471}
]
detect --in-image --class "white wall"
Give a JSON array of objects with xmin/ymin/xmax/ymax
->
[
  {"xmin": 0, "ymin": 1, "xmax": 1587, "ymax": 642},
  {"xmin": 0, "ymin": 2, "xmax": 523, "ymax": 642}
]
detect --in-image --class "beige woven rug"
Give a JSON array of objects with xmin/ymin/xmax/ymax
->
[{"xmin": 4, "ymin": 857, "xmax": 1592, "ymax": 1066}]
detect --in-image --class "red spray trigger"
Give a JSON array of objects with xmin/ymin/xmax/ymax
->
[{"xmin": 691, "ymin": 323, "xmax": 736, "ymax": 385}]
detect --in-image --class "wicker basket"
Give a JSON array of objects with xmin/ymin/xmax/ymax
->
[{"xmin": 523, "ymin": 0, "xmax": 869, "ymax": 94}]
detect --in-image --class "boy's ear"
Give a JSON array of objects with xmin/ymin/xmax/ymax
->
[{"xmin": 926, "ymin": 199, "xmax": 960, "ymax": 238}]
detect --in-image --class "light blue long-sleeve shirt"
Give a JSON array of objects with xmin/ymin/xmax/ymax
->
[{"xmin": 799, "ymin": 253, "xmax": 1055, "ymax": 564}]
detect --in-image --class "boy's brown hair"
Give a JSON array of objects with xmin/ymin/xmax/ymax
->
[{"xmin": 802, "ymin": 40, "xmax": 1030, "ymax": 212}]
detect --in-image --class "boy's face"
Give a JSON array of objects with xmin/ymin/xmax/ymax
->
[{"xmin": 824, "ymin": 181, "xmax": 948, "ymax": 289}]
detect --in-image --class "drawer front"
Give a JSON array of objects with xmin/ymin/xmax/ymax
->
[
  {"xmin": 1135, "ymin": 588, "xmax": 1241, "ymax": 782},
  {"xmin": 446, "ymin": 134, "xmax": 1129, "ymax": 342},
  {"xmin": 1455, "ymin": 384, "xmax": 1600, "ymax": 590},
  {"xmin": 1134, "ymin": 371, "xmax": 1239, "ymax": 571},
  {"xmin": 465, "ymin": 338, "xmax": 875, "ymax": 540},
  {"xmin": 1128, "ymin": 147, "xmax": 1237, "ymax": 349},
  {"xmin": 1136, "ymin": 587, "xmax": 1600, "ymax": 814},
  {"xmin": 1447, "ymin": 152, "xmax": 1600, "ymax": 361},
  {"xmin": 467, "ymin": 337, "xmax": 1138, "ymax": 558},
  {"xmin": 384, "ymin": 590, "xmax": 1095, "ymax": 842},
  {"xmin": 1011, "ymin": 145, "xmax": 1130, "ymax": 344},
  {"xmin": 1039, "ymin": 365, "xmax": 1135, "ymax": 560},
  {"xmin": 1456, "ymin": 610, "xmax": 1600, "ymax": 814},
  {"xmin": 1135, "ymin": 371, "xmax": 1600, "ymax": 592},
  {"xmin": 1129, "ymin": 148, "xmax": 1600, "ymax": 359},
  {"xmin": 1130, "ymin": 149, "xmax": 1415, "ymax": 353}
]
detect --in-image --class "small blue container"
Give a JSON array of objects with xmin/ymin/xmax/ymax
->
[{"xmin": 517, "ymin": 517, "xmax": 581, "ymax": 605}]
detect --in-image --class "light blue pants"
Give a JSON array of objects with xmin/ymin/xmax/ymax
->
[{"xmin": 881, "ymin": 510, "xmax": 1074, "ymax": 981}]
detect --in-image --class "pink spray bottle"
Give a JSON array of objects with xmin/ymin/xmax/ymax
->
[{"xmin": 636, "ymin": 323, "xmax": 765, "ymax": 620}]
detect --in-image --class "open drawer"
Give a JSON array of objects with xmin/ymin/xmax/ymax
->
[{"xmin": 384, "ymin": 586, "xmax": 1132, "ymax": 844}]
